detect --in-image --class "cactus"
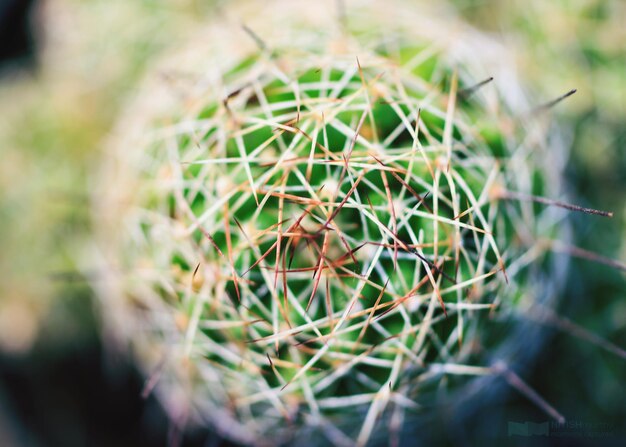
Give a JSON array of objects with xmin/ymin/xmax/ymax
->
[{"xmin": 96, "ymin": 0, "xmax": 571, "ymax": 445}]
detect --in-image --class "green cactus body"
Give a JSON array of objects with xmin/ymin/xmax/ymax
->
[{"xmin": 96, "ymin": 1, "xmax": 566, "ymax": 445}]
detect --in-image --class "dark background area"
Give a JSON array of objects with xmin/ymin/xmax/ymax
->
[
  {"xmin": 0, "ymin": 0, "xmax": 37, "ymax": 68},
  {"xmin": 0, "ymin": 1, "xmax": 623, "ymax": 446}
]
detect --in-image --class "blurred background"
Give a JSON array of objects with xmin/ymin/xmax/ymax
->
[{"xmin": 0, "ymin": 0, "xmax": 623, "ymax": 445}]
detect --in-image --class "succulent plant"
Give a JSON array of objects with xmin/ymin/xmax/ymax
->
[{"xmin": 95, "ymin": 0, "xmax": 573, "ymax": 445}]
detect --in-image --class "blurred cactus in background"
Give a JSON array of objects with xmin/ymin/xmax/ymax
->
[
  {"xmin": 0, "ymin": 0, "xmax": 208, "ymax": 354},
  {"xmin": 0, "ymin": 3, "xmax": 215, "ymax": 443},
  {"xmin": 452, "ymin": 0, "xmax": 626, "ymax": 432}
]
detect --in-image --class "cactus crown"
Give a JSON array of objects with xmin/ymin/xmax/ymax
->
[{"xmin": 103, "ymin": 1, "xmax": 565, "ymax": 445}]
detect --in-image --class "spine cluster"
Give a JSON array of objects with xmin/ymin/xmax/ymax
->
[{"xmin": 98, "ymin": 1, "xmax": 571, "ymax": 445}]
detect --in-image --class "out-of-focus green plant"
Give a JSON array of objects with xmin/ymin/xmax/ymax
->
[
  {"xmin": 0, "ymin": 0, "xmax": 214, "ymax": 353},
  {"xmin": 452, "ymin": 0, "xmax": 626, "ymax": 431},
  {"xmin": 452, "ymin": 0, "xmax": 625, "ymax": 188}
]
